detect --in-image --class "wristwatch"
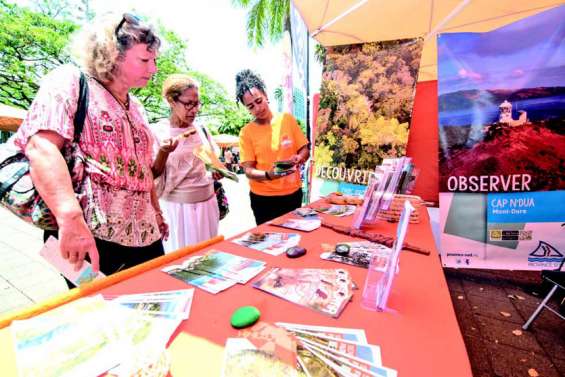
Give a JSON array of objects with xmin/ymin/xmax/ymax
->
[{"xmin": 264, "ymin": 171, "xmax": 272, "ymax": 180}]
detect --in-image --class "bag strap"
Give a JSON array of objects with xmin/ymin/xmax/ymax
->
[{"xmin": 73, "ymin": 72, "xmax": 89, "ymax": 142}]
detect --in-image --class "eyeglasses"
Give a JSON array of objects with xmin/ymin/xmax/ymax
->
[
  {"xmin": 176, "ymin": 99, "xmax": 200, "ymax": 111},
  {"xmin": 115, "ymin": 13, "xmax": 141, "ymax": 38}
]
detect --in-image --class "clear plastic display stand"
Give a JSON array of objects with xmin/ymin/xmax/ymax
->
[{"xmin": 361, "ymin": 200, "xmax": 415, "ymax": 312}]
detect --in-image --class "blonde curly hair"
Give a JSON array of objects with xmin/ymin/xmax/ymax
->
[
  {"xmin": 162, "ymin": 74, "xmax": 199, "ymax": 103},
  {"xmin": 71, "ymin": 13, "xmax": 161, "ymax": 83}
]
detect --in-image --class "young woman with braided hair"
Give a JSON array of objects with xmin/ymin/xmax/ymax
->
[{"xmin": 235, "ymin": 69, "xmax": 310, "ymax": 225}]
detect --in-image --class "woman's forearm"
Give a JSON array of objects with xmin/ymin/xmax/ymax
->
[
  {"xmin": 152, "ymin": 150, "xmax": 169, "ymax": 178},
  {"xmin": 25, "ymin": 132, "xmax": 83, "ymax": 224}
]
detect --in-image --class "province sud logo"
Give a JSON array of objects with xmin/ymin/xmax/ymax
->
[{"xmin": 528, "ymin": 241, "xmax": 563, "ymax": 264}]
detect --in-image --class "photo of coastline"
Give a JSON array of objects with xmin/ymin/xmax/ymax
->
[{"xmin": 437, "ymin": 5, "xmax": 565, "ymax": 193}]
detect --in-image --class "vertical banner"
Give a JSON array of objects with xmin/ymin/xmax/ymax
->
[
  {"xmin": 438, "ymin": 5, "xmax": 565, "ymax": 270},
  {"xmin": 312, "ymin": 39, "xmax": 423, "ymax": 199}
]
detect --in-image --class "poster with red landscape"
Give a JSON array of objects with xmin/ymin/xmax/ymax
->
[{"xmin": 438, "ymin": 5, "xmax": 565, "ymax": 270}]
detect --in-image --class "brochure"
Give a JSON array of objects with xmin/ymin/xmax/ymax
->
[
  {"xmin": 320, "ymin": 241, "xmax": 393, "ymax": 269},
  {"xmin": 232, "ymin": 232, "xmax": 301, "ymax": 256},
  {"xmin": 39, "ymin": 236, "xmax": 105, "ymax": 286},
  {"xmin": 194, "ymin": 144, "xmax": 239, "ymax": 182},
  {"xmin": 162, "ymin": 250, "xmax": 266, "ymax": 293},
  {"xmin": 253, "ymin": 268, "xmax": 354, "ymax": 318}
]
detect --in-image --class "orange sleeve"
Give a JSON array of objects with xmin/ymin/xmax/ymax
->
[{"xmin": 238, "ymin": 124, "xmax": 255, "ymax": 163}]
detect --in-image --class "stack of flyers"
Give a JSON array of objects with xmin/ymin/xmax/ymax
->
[
  {"xmin": 162, "ymin": 250, "xmax": 266, "ymax": 294},
  {"xmin": 270, "ymin": 218, "xmax": 322, "ymax": 232},
  {"xmin": 11, "ymin": 296, "xmax": 124, "ymax": 377},
  {"xmin": 320, "ymin": 242, "xmax": 393, "ymax": 269},
  {"xmin": 104, "ymin": 289, "xmax": 195, "ymax": 320},
  {"xmin": 314, "ymin": 204, "xmax": 357, "ymax": 217},
  {"xmin": 232, "ymin": 232, "xmax": 301, "ymax": 256},
  {"xmin": 39, "ymin": 236, "xmax": 105, "ymax": 286},
  {"xmin": 222, "ymin": 322, "xmax": 301, "ymax": 377},
  {"xmin": 294, "ymin": 208, "xmax": 319, "ymax": 218},
  {"xmin": 253, "ymin": 268, "xmax": 354, "ymax": 318},
  {"xmin": 277, "ymin": 323, "xmax": 397, "ymax": 377}
]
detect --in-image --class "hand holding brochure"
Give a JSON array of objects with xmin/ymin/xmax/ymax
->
[
  {"xmin": 39, "ymin": 236, "xmax": 105, "ymax": 286},
  {"xmin": 194, "ymin": 144, "xmax": 239, "ymax": 182}
]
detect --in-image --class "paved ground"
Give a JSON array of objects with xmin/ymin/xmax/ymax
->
[{"xmin": 0, "ymin": 176, "xmax": 563, "ymax": 376}]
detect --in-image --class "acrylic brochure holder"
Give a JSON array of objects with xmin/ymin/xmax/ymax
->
[{"xmin": 361, "ymin": 200, "xmax": 415, "ymax": 312}]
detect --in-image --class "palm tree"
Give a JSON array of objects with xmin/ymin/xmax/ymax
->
[{"xmin": 232, "ymin": 0, "xmax": 290, "ymax": 48}]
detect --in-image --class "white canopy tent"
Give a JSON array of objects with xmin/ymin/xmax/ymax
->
[{"xmin": 292, "ymin": 0, "xmax": 563, "ymax": 81}]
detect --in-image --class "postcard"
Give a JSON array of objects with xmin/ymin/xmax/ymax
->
[
  {"xmin": 314, "ymin": 204, "xmax": 357, "ymax": 217},
  {"xmin": 39, "ymin": 236, "xmax": 105, "ymax": 286},
  {"xmin": 232, "ymin": 232, "xmax": 301, "ymax": 256},
  {"xmin": 254, "ymin": 268, "xmax": 353, "ymax": 318},
  {"xmin": 270, "ymin": 218, "xmax": 322, "ymax": 232},
  {"xmin": 222, "ymin": 338, "xmax": 303, "ymax": 377},
  {"xmin": 162, "ymin": 264, "xmax": 236, "ymax": 294}
]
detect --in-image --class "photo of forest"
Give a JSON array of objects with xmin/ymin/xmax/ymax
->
[{"xmin": 314, "ymin": 38, "xmax": 423, "ymax": 173}]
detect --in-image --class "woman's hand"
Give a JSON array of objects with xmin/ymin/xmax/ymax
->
[
  {"xmin": 58, "ymin": 211, "xmax": 100, "ymax": 272},
  {"xmin": 159, "ymin": 137, "xmax": 179, "ymax": 154},
  {"xmin": 156, "ymin": 212, "xmax": 169, "ymax": 241}
]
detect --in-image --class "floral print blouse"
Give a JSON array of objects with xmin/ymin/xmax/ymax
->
[{"xmin": 15, "ymin": 65, "xmax": 161, "ymax": 246}]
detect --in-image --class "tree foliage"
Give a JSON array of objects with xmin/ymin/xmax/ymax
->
[
  {"xmin": 0, "ymin": 1, "xmax": 249, "ymax": 135},
  {"xmin": 231, "ymin": 0, "xmax": 290, "ymax": 48}
]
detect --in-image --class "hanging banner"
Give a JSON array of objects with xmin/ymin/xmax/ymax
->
[
  {"xmin": 438, "ymin": 5, "xmax": 565, "ymax": 270},
  {"xmin": 312, "ymin": 39, "xmax": 423, "ymax": 198}
]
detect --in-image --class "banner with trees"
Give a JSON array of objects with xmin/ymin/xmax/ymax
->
[{"xmin": 312, "ymin": 39, "xmax": 423, "ymax": 197}]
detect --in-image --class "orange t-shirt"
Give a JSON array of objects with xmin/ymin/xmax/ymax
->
[{"xmin": 239, "ymin": 113, "xmax": 308, "ymax": 196}]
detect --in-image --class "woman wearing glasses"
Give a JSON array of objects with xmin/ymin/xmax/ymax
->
[
  {"xmin": 151, "ymin": 74, "xmax": 221, "ymax": 252},
  {"xmin": 11, "ymin": 13, "xmax": 165, "ymax": 281},
  {"xmin": 235, "ymin": 69, "xmax": 310, "ymax": 225}
]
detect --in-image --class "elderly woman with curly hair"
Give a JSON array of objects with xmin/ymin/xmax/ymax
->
[
  {"xmin": 12, "ymin": 13, "xmax": 166, "ymax": 281},
  {"xmin": 150, "ymin": 74, "xmax": 221, "ymax": 252}
]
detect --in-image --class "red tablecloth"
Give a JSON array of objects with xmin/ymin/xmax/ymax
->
[
  {"xmin": 0, "ymin": 203, "xmax": 471, "ymax": 376},
  {"xmin": 95, "ymin": 205, "xmax": 472, "ymax": 376}
]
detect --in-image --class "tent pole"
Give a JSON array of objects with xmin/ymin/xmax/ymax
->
[
  {"xmin": 312, "ymin": 0, "xmax": 368, "ymax": 37},
  {"xmin": 424, "ymin": 0, "xmax": 471, "ymax": 41}
]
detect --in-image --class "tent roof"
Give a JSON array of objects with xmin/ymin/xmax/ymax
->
[
  {"xmin": 0, "ymin": 104, "xmax": 26, "ymax": 132},
  {"xmin": 213, "ymin": 134, "xmax": 239, "ymax": 148},
  {"xmin": 292, "ymin": 0, "xmax": 562, "ymax": 81}
]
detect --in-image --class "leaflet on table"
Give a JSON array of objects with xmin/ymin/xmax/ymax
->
[
  {"xmin": 236, "ymin": 322, "xmax": 298, "ymax": 367},
  {"xmin": 320, "ymin": 241, "xmax": 393, "ymax": 269},
  {"xmin": 11, "ymin": 296, "xmax": 125, "ymax": 377},
  {"xmin": 232, "ymin": 232, "xmax": 301, "ymax": 256},
  {"xmin": 162, "ymin": 250, "xmax": 266, "ymax": 293},
  {"xmin": 253, "ymin": 268, "xmax": 354, "ymax": 318},
  {"xmin": 314, "ymin": 204, "xmax": 357, "ymax": 217},
  {"xmin": 270, "ymin": 218, "xmax": 322, "ymax": 232},
  {"xmin": 108, "ymin": 288, "xmax": 195, "ymax": 320},
  {"xmin": 222, "ymin": 338, "xmax": 302, "ymax": 377},
  {"xmin": 39, "ymin": 236, "xmax": 105, "ymax": 286}
]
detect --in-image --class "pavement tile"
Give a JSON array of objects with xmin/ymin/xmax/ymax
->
[
  {"xmin": 465, "ymin": 294, "xmax": 524, "ymax": 324},
  {"xmin": 475, "ymin": 314, "xmax": 543, "ymax": 352},
  {"xmin": 533, "ymin": 328, "xmax": 565, "ymax": 364},
  {"xmin": 550, "ymin": 357, "xmax": 565, "ymax": 376},
  {"xmin": 445, "ymin": 275, "xmax": 465, "ymax": 293},
  {"xmin": 462, "ymin": 335, "xmax": 492, "ymax": 375},
  {"xmin": 462, "ymin": 279, "xmax": 510, "ymax": 303},
  {"xmin": 487, "ymin": 343, "xmax": 561, "ymax": 377},
  {"xmin": 449, "ymin": 291, "xmax": 482, "ymax": 337}
]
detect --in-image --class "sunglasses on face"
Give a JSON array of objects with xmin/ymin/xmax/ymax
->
[
  {"xmin": 176, "ymin": 99, "xmax": 200, "ymax": 111},
  {"xmin": 115, "ymin": 13, "xmax": 141, "ymax": 37}
]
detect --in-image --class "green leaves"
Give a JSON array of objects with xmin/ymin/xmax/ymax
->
[
  {"xmin": 232, "ymin": 0, "xmax": 290, "ymax": 48},
  {"xmin": 0, "ymin": 1, "xmax": 250, "ymax": 136}
]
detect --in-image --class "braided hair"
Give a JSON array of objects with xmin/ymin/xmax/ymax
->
[{"xmin": 235, "ymin": 69, "xmax": 267, "ymax": 104}]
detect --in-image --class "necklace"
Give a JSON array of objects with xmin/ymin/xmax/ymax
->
[{"xmin": 93, "ymin": 78, "xmax": 130, "ymax": 111}]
